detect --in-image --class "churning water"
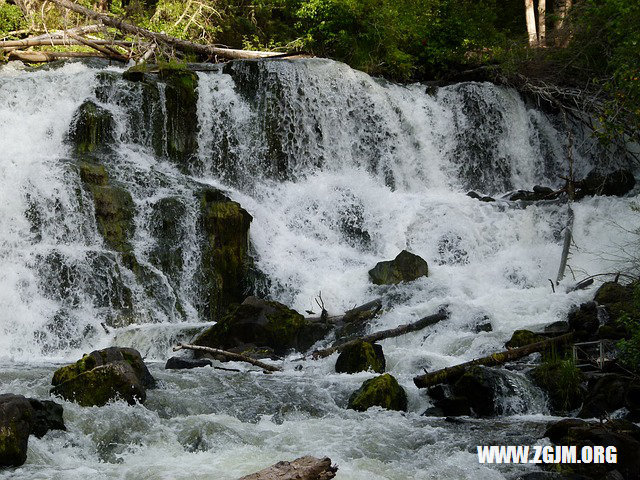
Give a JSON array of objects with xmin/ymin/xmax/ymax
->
[{"xmin": 0, "ymin": 58, "xmax": 637, "ymax": 479}]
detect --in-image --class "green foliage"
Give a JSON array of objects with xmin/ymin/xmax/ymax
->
[
  {"xmin": 531, "ymin": 355, "xmax": 584, "ymax": 412},
  {"xmin": 0, "ymin": 1, "xmax": 26, "ymax": 38},
  {"xmin": 615, "ymin": 283, "xmax": 640, "ymax": 372}
]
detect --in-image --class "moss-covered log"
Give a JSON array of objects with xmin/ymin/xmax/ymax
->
[{"xmin": 413, "ymin": 332, "xmax": 574, "ymax": 389}]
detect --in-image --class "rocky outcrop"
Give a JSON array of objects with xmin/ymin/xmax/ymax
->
[
  {"xmin": 335, "ymin": 341, "xmax": 385, "ymax": 374},
  {"xmin": 368, "ymin": 250, "xmax": 428, "ymax": 285},
  {"xmin": 575, "ymin": 169, "xmax": 636, "ymax": 199},
  {"xmin": 51, "ymin": 347, "xmax": 154, "ymax": 406},
  {"xmin": 197, "ymin": 187, "xmax": 253, "ymax": 321},
  {"xmin": 0, "ymin": 394, "xmax": 66, "ymax": 468},
  {"xmin": 578, "ymin": 374, "xmax": 639, "ymax": 420},
  {"xmin": 194, "ymin": 296, "xmax": 331, "ymax": 355},
  {"xmin": 347, "ymin": 373, "xmax": 407, "ymax": 412},
  {"xmin": 67, "ymin": 100, "xmax": 115, "ymax": 157},
  {"xmin": 544, "ymin": 418, "xmax": 640, "ymax": 479}
]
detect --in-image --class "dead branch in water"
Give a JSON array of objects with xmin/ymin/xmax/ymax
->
[{"xmin": 173, "ymin": 343, "xmax": 282, "ymax": 372}]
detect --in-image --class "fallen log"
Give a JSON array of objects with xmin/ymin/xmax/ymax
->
[
  {"xmin": 8, "ymin": 50, "xmax": 117, "ymax": 62},
  {"xmin": 173, "ymin": 343, "xmax": 282, "ymax": 372},
  {"xmin": 237, "ymin": 456, "xmax": 337, "ymax": 480},
  {"xmin": 48, "ymin": 0, "xmax": 285, "ymax": 60},
  {"xmin": 413, "ymin": 332, "xmax": 574, "ymax": 388},
  {"xmin": 312, "ymin": 308, "xmax": 448, "ymax": 359},
  {"xmin": 0, "ymin": 38, "xmax": 134, "ymax": 48},
  {"xmin": 555, "ymin": 204, "xmax": 574, "ymax": 284},
  {"xmin": 66, "ymin": 31, "xmax": 128, "ymax": 61}
]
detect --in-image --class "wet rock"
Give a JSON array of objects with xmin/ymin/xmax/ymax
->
[
  {"xmin": 347, "ymin": 373, "xmax": 408, "ymax": 412},
  {"xmin": 576, "ymin": 169, "xmax": 636, "ymax": 198},
  {"xmin": 197, "ymin": 187, "xmax": 253, "ymax": 321},
  {"xmin": 544, "ymin": 321, "xmax": 571, "ymax": 335},
  {"xmin": 51, "ymin": 347, "xmax": 154, "ymax": 406},
  {"xmin": 335, "ymin": 341, "xmax": 385, "ymax": 374},
  {"xmin": 466, "ymin": 191, "xmax": 481, "ymax": 199},
  {"xmin": 52, "ymin": 361, "xmax": 146, "ymax": 407},
  {"xmin": 67, "ymin": 100, "xmax": 115, "ymax": 156},
  {"xmin": 594, "ymin": 282, "xmax": 636, "ymax": 321},
  {"xmin": 368, "ymin": 250, "xmax": 428, "ymax": 285},
  {"xmin": 480, "ymin": 196, "xmax": 495, "ymax": 202},
  {"xmin": 165, "ymin": 356, "xmax": 212, "ymax": 370},
  {"xmin": 0, "ymin": 394, "xmax": 33, "ymax": 467},
  {"xmin": 529, "ymin": 360, "xmax": 585, "ymax": 413},
  {"xmin": 568, "ymin": 301, "xmax": 600, "ymax": 341},
  {"xmin": 450, "ymin": 366, "xmax": 503, "ymax": 416},
  {"xmin": 27, "ymin": 398, "xmax": 65, "ymax": 439},
  {"xmin": 194, "ymin": 296, "xmax": 331, "ymax": 355},
  {"xmin": 578, "ymin": 374, "xmax": 633, "ymax": 419},
  {"xmin": 544, "ymin": 418, "xmax": 640, "ymax": 479},
  {"xmin": 473, "ymin": 315, "xmax": 493, "ymax": 333},
  {"xmin": 423, "ymin": 396, "xmax": 472, "ymax": 417},
  {"xmin": 505, "ymin": 330, "xmax": 544, "ymax": 349}
]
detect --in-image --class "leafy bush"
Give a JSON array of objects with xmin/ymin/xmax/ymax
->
[{"xmin": 0, "ymin": 1, "xmax": 26, "ymax": 38}]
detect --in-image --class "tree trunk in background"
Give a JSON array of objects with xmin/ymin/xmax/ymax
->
[
  {"xmin": 556, "ymin": 0, "xmax": 573, "ymax": 31},
  {"xmin": 525, "ymin": 0, "xmax": 538, "ymax": 46},
  {"xmin": 538, "ymin": 0, "xmax": 546, "ymax": 46}
]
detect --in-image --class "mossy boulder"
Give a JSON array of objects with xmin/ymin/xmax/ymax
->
[
  {"xmin": 594, "ymin": 281, "xmax": 637, "ymax": 321},
  {"xmin": 347, "ymin": 373, "xmax": 408, "ymax": 412},
  {"xmin": 530, "ymin": 360, "xmax": 585, "ymax": 413},
  {"xmin": 198, "ymin": 188, "xmax": 253, "ymax": 321},
  {"xmin": 450, "ymin": 366, "xmax": 519, "ymax": 417},
  {"xmin": 51, "ymin": 347, "xmax": 154, "ymax": 406},
  {"xmin": 67, "ymin": 100, "xmax": 115, "ymax": 156},
  {"xmin": 368, "ymin": 250, "xmax": 428, "ymax": 285},
  {"xmin": 335, "ymin": 341, "xmax": 385, "ymax": 374},
  {"xmin": 505, "ymin": 329, "xmax": 544, "ymax": 349},
  {"xmin": 51, "ymin": 361, "xmax": 146, "ymax": 407},
  {"xmin": 27, "ymin": 398, "xmax": 66, "ymax": 439},
  {"xmin": 194, "ymin": 296, "xmax": 331, "ymax": 355},
  {"xmin": 0, "ymin": 394, "xmax": 33, "ymax": 467},
  {"xmin": 52, "ymin": 347, "xmax": 155, "ymax": 389}
]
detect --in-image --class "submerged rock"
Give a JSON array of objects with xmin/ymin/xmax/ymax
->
[
  {"xmin": 51, "ymin": 347, "xmax": 154, "ymax": 406},
  {"xmin": 0, "ymin": 394, "xmax": 33, "ymax": 467},
  {"xmin": 165, "ymin": 356, "xmax": 212, "ymax": 370},
  {"xmin": 194, "ymin": 296, "xmax": 331, "ymax": 355},
  {"xmin": 27, "ymin": 398, "xmax": 66, "ymax": 439},
  {"xmin": 335, "ymin": 341, "xmax": 385, "ymax": 374},
  {"xmin": 368, "ymin": 250, "xmax": 428, "ymax": 285},
  {"xmin": 347, "ymin": 373, "xmax": 407, "ymax": 412}
]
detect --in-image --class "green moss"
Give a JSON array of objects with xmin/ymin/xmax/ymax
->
[
  {"xmin": 348, "ymin": 373, "xmax": 408, "ymax": 412},
  {"xmin": 68, "ymin": 101, "xmax": 114, "ymax": 156},
  {"xmin": 335, "ymin": 341, "xmax": 385, "ymax": 374},
  {"xmin": 51, "ymin": 354, "xmax": 97, "ymax": 386},
  {"xmin": 530, "ymin": 359, "xmax": 584, "ymax": 412},
  {"xmin": 78, "ymin": 162, "xmax": 108, "ymax": 186},
  {"xmin": 123, "ymin": 62, "xmax": 151, "ymax": 82},
  {"xmin": 368, "ymin": 250, "xmax": 428, "ymax": 285},
  {"xmin": 505, "ymin": 330, "xmax": 543, "ymax": 349},
  {"xmin": 264, "ymin": 301, "xmax": 306, "ymax": 346}
]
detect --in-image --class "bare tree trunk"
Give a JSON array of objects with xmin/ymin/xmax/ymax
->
[
  {"xmin": 312, "ymin": 309, "xmax": 448, "ymax": 359},
  {"xmin": 556, "ymin": 0, "xmax": 573, "ymax": 31},
  {"xmin": 8, "ymin": 50, "xmax": 114, "ymax": 62},
  {"xmin": 173, "ymin": 344, "xmax": 282, "ymax": 372},
  {"xmin": 47, "ymin": 0, "xmax": 284, "ymax": 60},
  {"xmin": 538, "ymin": 0, "xmax": 546, "ymax": 46},
  {"xmin": 525, "ymin": 0, "xmax": 538, "ymax": 46},
  {"xmin": 413, "ymin": 332, "xmax": 573, "ymax": 388},
  {"xmin": 0, "ymin": 38, "xmax": 134, "ymax": 48},
  {"xmin": 238, "ymin": 456, "xmax": 337, "ymax": 480}
]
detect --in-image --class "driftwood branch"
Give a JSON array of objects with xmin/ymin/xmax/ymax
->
[
  {"xmin": 312, "ymin": 308, "xmax": 448, "ymax": 359},
  {"xmin": 65, "ymin": 32, "xmax": 128, "ymax": 61},
  {"xmin": 174, "ymin": 343, "xmax": 282, "ymax": 372},
  {"xmin": 413, "ymin": 332, "xmax": 574, "ymax": 388},
  {"xmin": 47, "ymin": 0, "xmax": 285, "ymax": 60},
  {"xmin": 0, "ymin": 37, "xmax": 134, "ymax": 48},
  {"xmin": 237, "ymin": 456, "xmax": 337, "ymax": 480},
  {"xmin": 556, "ymin": 204, "xmax": 574, "ymax": 284}
]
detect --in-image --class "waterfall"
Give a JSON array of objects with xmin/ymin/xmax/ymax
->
[{"xmin": 0, "ymin": 56, "xmax": 637, "ymax": 480}]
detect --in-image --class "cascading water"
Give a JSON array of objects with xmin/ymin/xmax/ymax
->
[{"xmin": 0, "ymin": 57, "xmax": 637, "ymax": 479}]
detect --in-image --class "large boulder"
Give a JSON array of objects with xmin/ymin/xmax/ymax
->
[
  {"xmin": 0, "ymin": 394, "xmax": 33, "ymax": 467},
  {"xmin": 165, "ymin": 356, "xmax": 212, "ymax": 370},
  {"xmin": 194, "ymin": 296, "xmax": 331, "ymax": 355},
  {"xmin": 27, "ymin": 398, "xmax": 66, "ymax": 439},
  {"xmin": 578, "ymin": 374, "xmax": 634, "ymax": 419},
  {"xmin": 347, "ymin": 374, "xmax": 408, "ymax": 412},
  {"xmin": 52, "ymin": 361, "xmax": 146, "ymax": 407},
  {"xmin": 335, "ymin": 341, "xmax": 385, "ymax": 374},
  {"xmin": 67, "ymin": 100, "xmax": 115, "ymax": 156},
  {"xmin": 450, "ymin": 366, "xmax": 523, "ymax": 417},
  {"xmin": 51, "ymin": 347, "xmax": 154, "ymax": 406},
  {"xmin": 368, "ymin": 250, "xmax": 428, "ymax": 285}
]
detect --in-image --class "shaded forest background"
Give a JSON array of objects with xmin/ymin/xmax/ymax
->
[{"xmin": 0, "ymin": 0, "xmax": 638, "ymax": 142}]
